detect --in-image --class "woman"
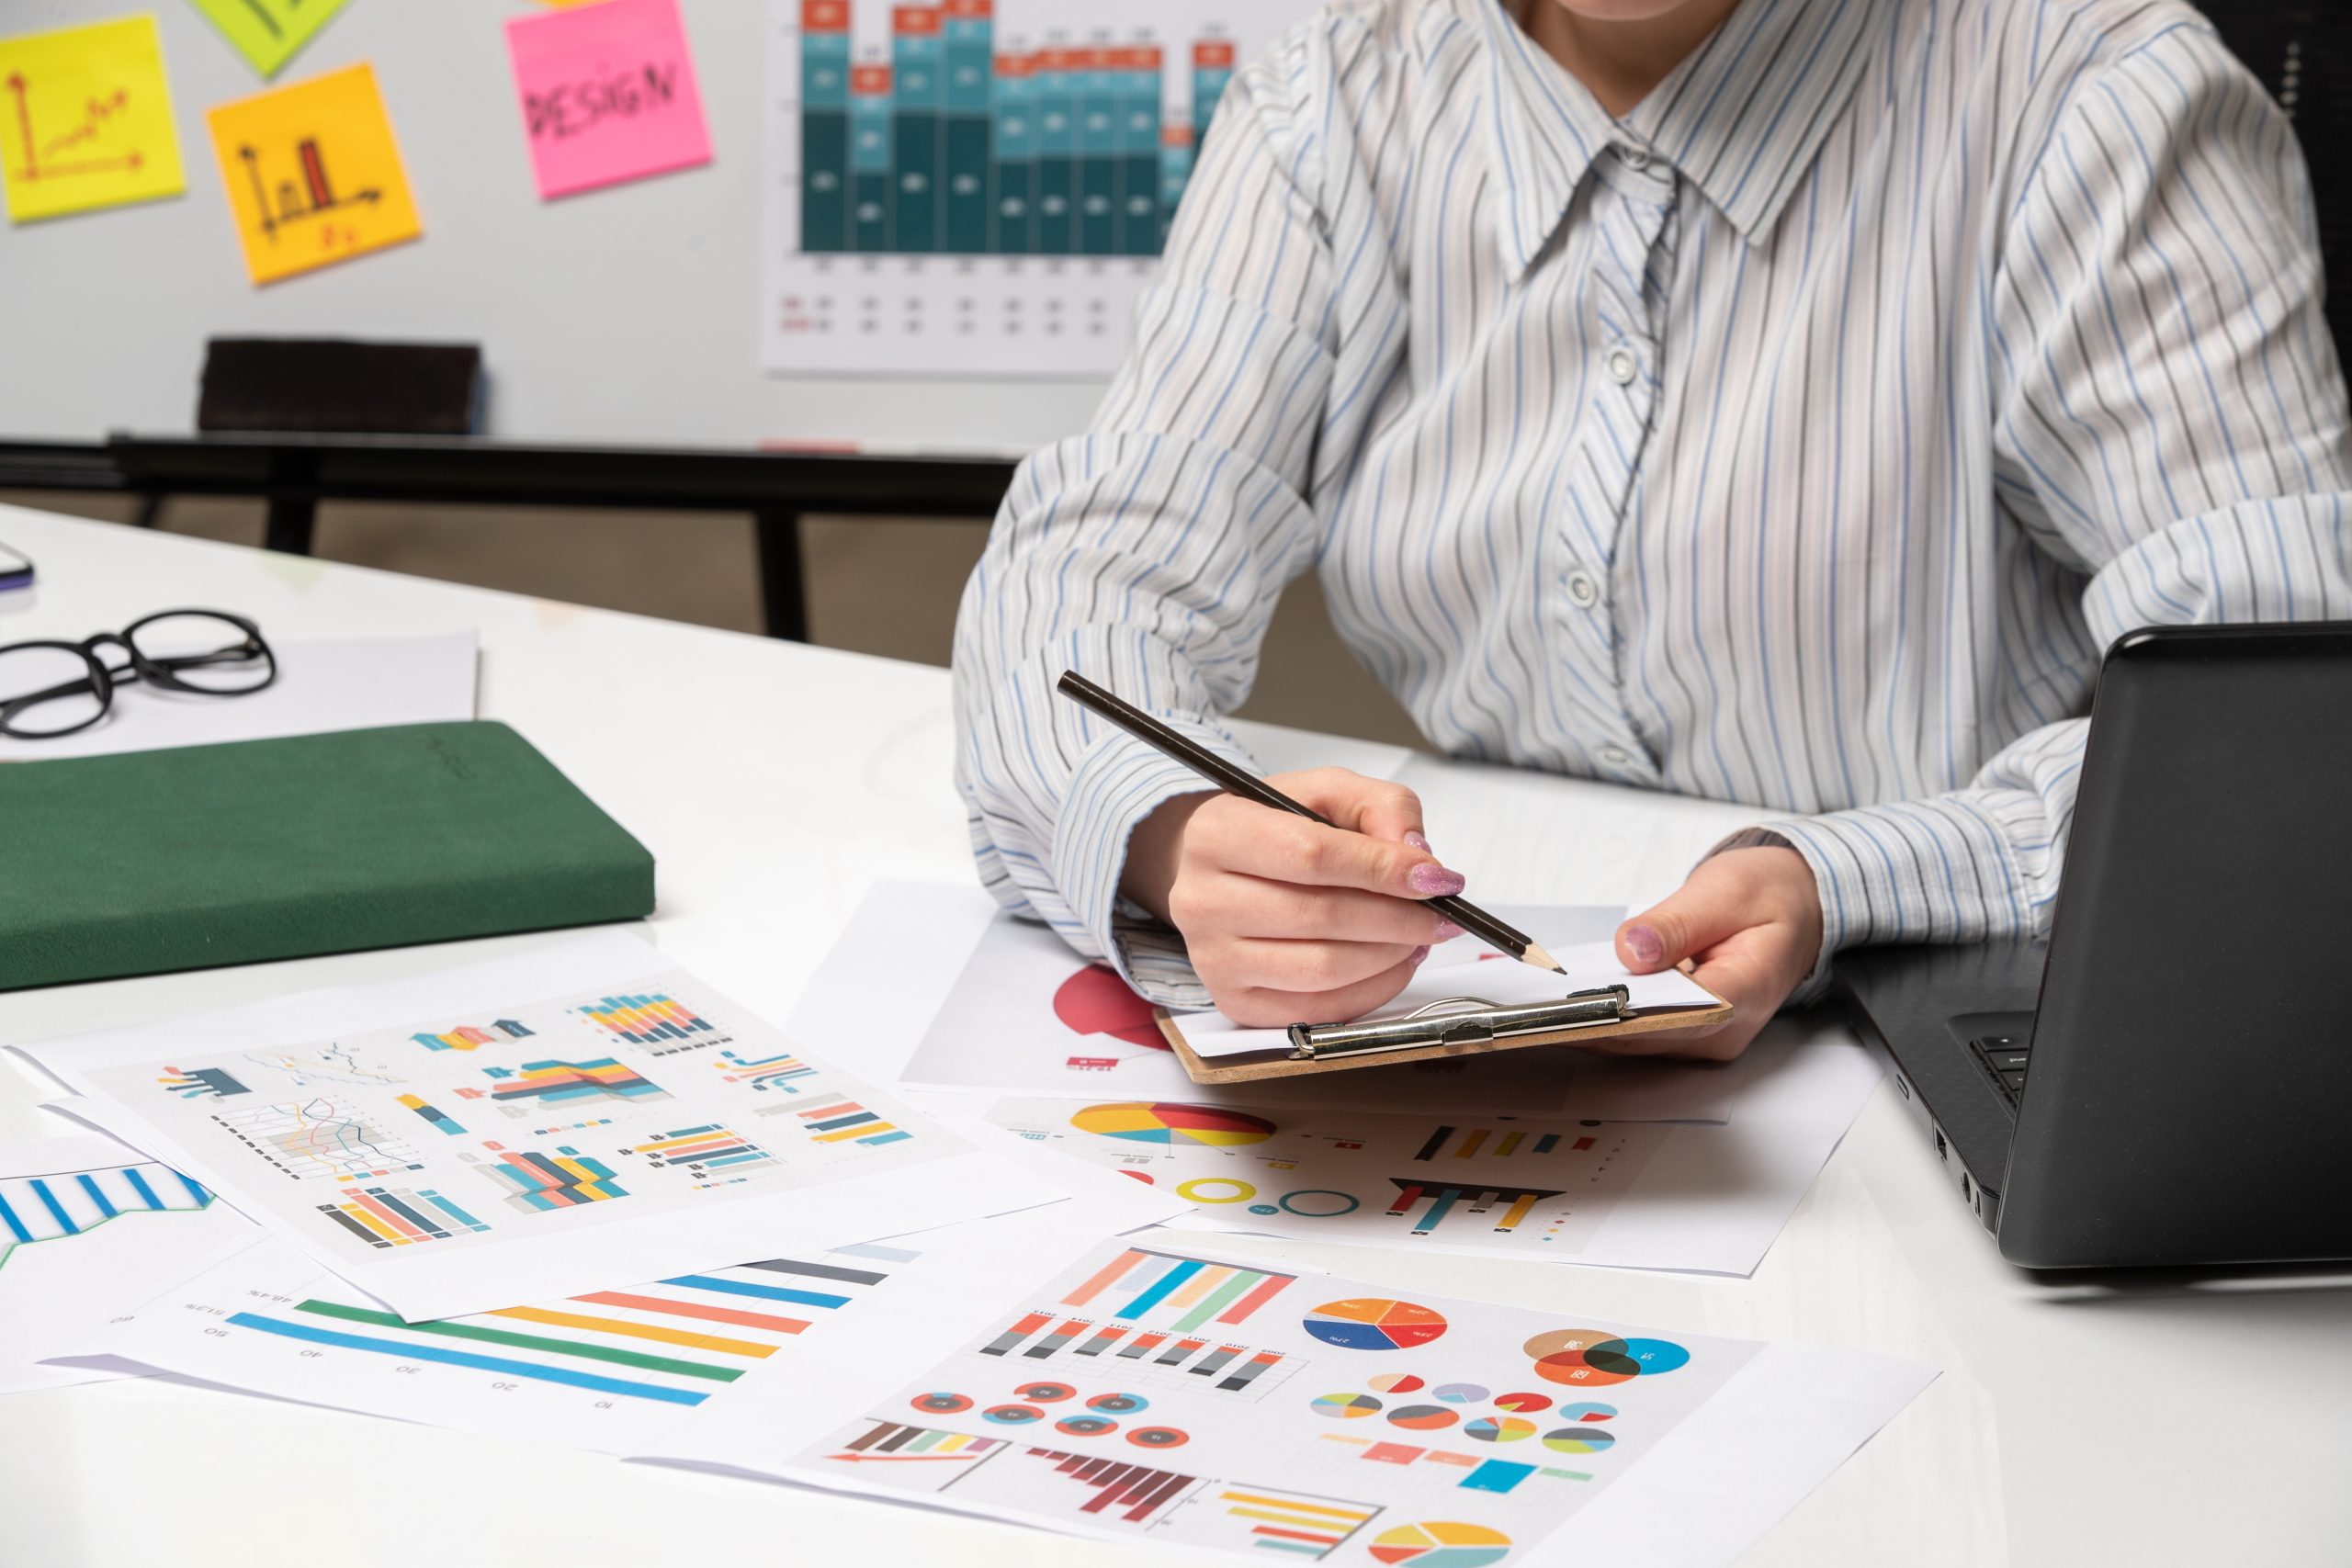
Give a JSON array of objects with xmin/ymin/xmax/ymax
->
[{"xmin": 951, "ymin": 0, "xmax": 2352, "ymax": 1055}]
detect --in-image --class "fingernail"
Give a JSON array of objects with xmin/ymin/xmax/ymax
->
[
  {"xmin": 1409, "ymin": 945, "xmax": 1431, "ymax": 965},
  {"xmin": 1623, "ymin": 923, "xmax": 1665, "ymax": 966},
  {"xmin": 1432, "ymin": 919, "xmax": 1464, "ymax": 941},
  {"xmin": 1408, "ymin": 863, "xmax": 1467, "ymax": 897},
  {"xmin": 1404, "ymin": 830, "xmax": 1431, "ymax": 852}
]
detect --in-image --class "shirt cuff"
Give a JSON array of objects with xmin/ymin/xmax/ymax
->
[
  {"xmin": 1052, "ymin": 719, "xmax": 1257, "ymax": 1010},
  {"xmin": 1711, "ymin": 796, "xmax": 2032, "ymax": 1006}
]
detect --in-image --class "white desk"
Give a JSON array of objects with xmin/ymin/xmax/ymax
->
[{"xmin": 0, "ymin": 504, "xmax": 2343, "ymax": 1567}]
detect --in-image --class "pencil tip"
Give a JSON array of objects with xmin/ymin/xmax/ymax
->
[{"xmin": 1521, "ymin": 941, "xmax": 1562, "ymax": 973}]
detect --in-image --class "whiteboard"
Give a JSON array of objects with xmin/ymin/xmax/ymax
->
[{"xmin": 0, "ymin": 0, "xmax": 1108, "ymax": 449}]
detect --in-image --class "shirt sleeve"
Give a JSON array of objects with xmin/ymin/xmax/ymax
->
[
  {"xmin": 950, "ymin": 45, "xmax": 1339, "ymax": 1007},
  {"xmin": 1720, "ymin": 26, "xmax": 2352, "ymax": 1000}
]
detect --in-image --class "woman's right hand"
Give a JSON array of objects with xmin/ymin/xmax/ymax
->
[{"xmin": 1120, "ymin": 768, "xmax": 1469, "ymax": 1026}]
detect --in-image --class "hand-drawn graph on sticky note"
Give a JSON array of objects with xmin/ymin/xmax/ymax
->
[
  {"xmin": 504, "ymin": 0, "xmax": 714, "ymax": 199},
  {"xmin": 624, "ymin": 1124, "xmax": 781, "ymax": 1187},
  {"xmin": 187, "ymin": 0, "xmax": 355, "ymax": 80},
  {"xmin": 205, "ymin": 62, "xmax": 421, "ymax": 284},
  {"xmin": 210, "ymin": 1099, "xmax": 425, "ymax": 1182},
  {"xmin": 464, "ymin": 1145, "xmax": 630, "ymax": 1212},
  {"xmin": 0, "ymin": 15, "xmax": 186, "ymax": 222}
]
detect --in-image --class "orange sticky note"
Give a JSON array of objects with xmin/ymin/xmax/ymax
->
[
  {"xmin": 0, "ymin": 14, "xmax": 187, "ymax": 223},
  {"xmin": 206, "ymin": 61, "xmax": 421, "ymax": 285}
]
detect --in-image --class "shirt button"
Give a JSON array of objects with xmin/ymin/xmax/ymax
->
[
  {"xmin": 1619, "ymin": 146, "xmax": 1651, "ymax": 171},
  {"xmin": 1606, "ymin": 346, "xmax": 1639, "ymax": 385},
  {"xmin": 1566, "ymin": 570, "xmax": 1601, "ymax": 607},
  {"xmin": 1600, "ymin": 746, "xmax": 1633, "ymax": 767}
]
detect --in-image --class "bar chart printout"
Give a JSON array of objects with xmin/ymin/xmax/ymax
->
[{"xmin": 763, "ymin": 0, "xmax": 1322, "ymax": 374}]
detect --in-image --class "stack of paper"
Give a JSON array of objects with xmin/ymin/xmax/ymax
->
[{"xmin": 2, "ymin": 883, "xmax": 1924, "ymax": 1568}]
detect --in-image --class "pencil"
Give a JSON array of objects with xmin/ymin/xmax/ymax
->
[{"xmin": 1055, "ymin": 670, "xmax": 1565, "ymax": 975}]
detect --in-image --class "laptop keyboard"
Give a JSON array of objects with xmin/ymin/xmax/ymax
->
[{"xmin": 1971, "ymin": 1032, "xmax": 2032, "ymax": 1106}]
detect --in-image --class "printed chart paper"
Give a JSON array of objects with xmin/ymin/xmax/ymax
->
[
  {"xmin": 12, "ymin": 931, "xmax": 1069, "ymax": 1321},
  {"xmin": 187, "ymin": 0, "xmax": 354, "ymax": 80},
  {"xmin": 761, "ymin": 0, "xmax": 1327, "ymax": 375},
  {"xmin": 207, "ymin": 62, "xmax": 422, "ymax": 285},
  {"xmin": 506, "ymin": 0, "xmax": 714, "ymax": 199},
  {"xmin": 890, "ymin": 903, "xmax": 1710, "ymax": 1114},
  {"xmin": 978, "ymin": 1023, "xmax": 1885, "ymax": 1274},
  {"xmin": 668, "ymin": 1238, "xmax": 1934, "ymax": 1567},
  {"xmin": 74, "ymin": 1191, "xmax": 1154, "ymax": 1453},
  {"xmin": 0, "ymin": 1132, "xmax": 257, "ymax": 1394},
  {"xmin": 0, "ymin": 15, "xmax": 186, "ymax": 223}
]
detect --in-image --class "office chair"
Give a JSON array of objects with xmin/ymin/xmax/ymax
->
[{"xmin": 2198, "ymin": 5, "xmax": 2352, "ymax": 372}]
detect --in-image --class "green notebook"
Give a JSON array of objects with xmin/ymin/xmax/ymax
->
[{"xmin": 1, "ymin": 720, "xmax": 655, "ymax": 991}]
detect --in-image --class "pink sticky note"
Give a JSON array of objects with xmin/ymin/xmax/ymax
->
[{"xmin": 503, "ymin": 0, "xmax": 712, "ymax": 199}]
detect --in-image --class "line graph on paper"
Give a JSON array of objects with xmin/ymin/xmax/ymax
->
[{"xmin": 209, "ymin": 1100, "xmax": 425, "ymax": 1182}]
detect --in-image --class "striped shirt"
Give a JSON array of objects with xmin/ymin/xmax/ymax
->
[{"xmin": 950, "ymin": 0, "xmax": 2352, "ymax": 1007}]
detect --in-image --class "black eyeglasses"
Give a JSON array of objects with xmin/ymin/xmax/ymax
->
[{"xmin": 0, "ymin": 611, "xmax": 277, "ymax": 739}]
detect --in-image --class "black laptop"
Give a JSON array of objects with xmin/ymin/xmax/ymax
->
[{"xmin": 1833, "ymin": 624, "xmax": 2352, "ymax": 1269}]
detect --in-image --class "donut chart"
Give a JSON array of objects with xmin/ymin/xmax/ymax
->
[
  {"xmin": 1303, "ymin": 1297, "xmax": 1450, "ymax": 1351},
  {"xmin": 1368, "ymin": 1521, "xmax": 1514, "ymax": 1567},
  {"xmin": 1070, "ymin": 1101, "xmax": 1277, "ymax": 1146},
  {"xmin": 1523, "ymin": 1328, "xmax": 1690, "ymax": 1385}
]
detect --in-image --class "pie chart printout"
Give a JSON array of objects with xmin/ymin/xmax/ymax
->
[
  {"xmin": 1069, "ymin": 1102, "xmax": 1277, "ymax": 1146},
  {"xmin": 1313, "ymin": 1392, "xmax": 1385, "ymax": 1418},
  {"xmin": 1301, "ymin": 1297, "xmax": 1450, "ymax": 1351},
  {"xmin": 1523, "ymin": 1327, "xmax": 1691, "ymax": 1386},
  {"xmin": 1367, "ymin": 1520, "xmax": 1515, "ymax": 1567},
  {"xmin": 1052, "ymin": 964, "xmax": 1170, "ymax": 1050}
]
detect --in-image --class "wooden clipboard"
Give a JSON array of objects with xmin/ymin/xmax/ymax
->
[{"xmin": 1154, "ymin": 971, "xmax": 1733, "ymax": 1085}]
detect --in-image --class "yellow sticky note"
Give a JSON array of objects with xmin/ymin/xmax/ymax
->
[
  {"xmin": 207, "ymin": 62, "xmax": 421, "ymax": 285},
  {"xmin": 0, "ymin": 14, "xmax": 187, "ymax": 223}
]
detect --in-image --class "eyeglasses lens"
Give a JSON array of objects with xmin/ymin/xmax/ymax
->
[
  {"xmin": 128, "ymin": 613, "xmax": 274, "ymax": 694},
  {"xmin": 0, "ymin": 645, "xmax": 106, "ymax": 736}
]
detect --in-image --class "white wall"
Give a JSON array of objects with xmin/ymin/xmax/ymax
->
[{"xmin": 0, "ymin": 0, "xmax": 1106, "ymax": 448}]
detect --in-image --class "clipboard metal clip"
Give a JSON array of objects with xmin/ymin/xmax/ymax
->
[{"xmin": 1285, "ymin": 985, "xmax": 1633, "ymax": 1061}]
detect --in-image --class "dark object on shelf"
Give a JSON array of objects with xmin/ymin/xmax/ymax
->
[{"xmin": 198, "ymin": 338, "xmax": 484, "ymax": 437}]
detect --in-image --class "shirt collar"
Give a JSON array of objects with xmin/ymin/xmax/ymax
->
[{"xmin": 1467, "ymin": 0, "xmax": 1882, "ymax": 274}]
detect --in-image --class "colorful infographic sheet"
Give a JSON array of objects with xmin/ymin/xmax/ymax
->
[
  {"xmin": 0, "ymin": 15, "xmax": 187, "ymax": 223},
  {"xmin": 505, "ymin": 0, "xmax": 714, "ymax": 199},
  {"xmin": 13, "ymin": 931, "xmax": 1068, "ymax": 1321},
  {"xmin": 0, "ymin": 1132, "xmax": 257, "ymax": 1394},
  {"xmin": 643, "ymin": 1238, "xmax": 1933, "ymax": 1567},
  {"xmin": 71, "ymin": 1191, "xmax": 1155, "ymax": 1452},
  {"xmin": 206, "ymin": 61, "xmax": 422, "ymax": 284},
  {"xmin": 872, "ymin": 891, "xmax": 1746, "ymax": 1118},
  {"xmin": 978, "ymin": 1020, "xmax": 1884, "ymax": 1276}
]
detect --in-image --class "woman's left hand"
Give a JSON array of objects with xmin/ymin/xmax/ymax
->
[{"xmin": 1601, "ymin": 845, "xmax": 1825, "ymax": 1061}]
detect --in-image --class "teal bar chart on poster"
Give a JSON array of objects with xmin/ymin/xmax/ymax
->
[{"xmin": 763, "ymin": 0, "xmax": 1321, "ymax": 375}]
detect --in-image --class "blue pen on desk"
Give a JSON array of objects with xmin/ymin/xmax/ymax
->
[{"xmin": 0, "ymin": 541, "xmax": 30, "ymax": 592}]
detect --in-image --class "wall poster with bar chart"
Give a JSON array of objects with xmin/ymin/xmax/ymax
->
[
  {"xmin": 15, "ymin": 931, "xmax": 1066, "ymax": 1321},
  {"xmin": 761, "ymin": 0, "xmax": 1324, "ymax": 375}
]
